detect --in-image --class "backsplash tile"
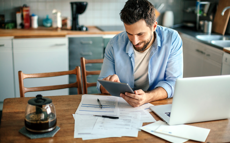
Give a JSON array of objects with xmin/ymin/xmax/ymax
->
[{"xmin": 0, "ymin": 0, "xmax": 183, "ymax": 26}]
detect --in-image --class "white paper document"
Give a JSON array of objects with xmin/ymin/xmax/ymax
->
[
  {"xmin": 73, "ymin": 95, "xmax": 157, "ymax": 140},
  {"xmin": 75, "ymin": 94, "xmax": 119, "ymax": 116},
  {"xmin": 155, "ymin": 124, "xmax": 210, "ymax": 142},
  {"xmin": 140, "ymin": 121, "xmax": 188, "ymax": 143},
  {"xmin": 118, "ymin": 98, "xmax": 156, "ymax": 123},
  {"xmin": 92, "ymin": 112, "xmax": 142, "ymax": 137}
]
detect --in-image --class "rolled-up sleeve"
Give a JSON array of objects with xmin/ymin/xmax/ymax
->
[{"xmin": 155, "ymin": 32, "xmax": 183, "ymax": 98}]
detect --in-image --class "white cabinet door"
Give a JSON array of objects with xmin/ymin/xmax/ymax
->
[
  {"xmin": 181, "ymin": 34, "xmax": 223, "ymax": 77},
  {"xmin": 203, "ymin": 44, "xmax": 223, "ymax": 76},
  {"xmin": 182, "ymin": 35, "xmax": 204, "ymax": 77},
  {"xmin": 0, "ymin": 38, "xmax": 15, "ymax": 101},
  {"xmin": 222, "ymin": 52, "xmax": 230, "ymax": 75},
  {"xmin": 13, "ymin": 37, "xmax": 69, "ymax": 97}
]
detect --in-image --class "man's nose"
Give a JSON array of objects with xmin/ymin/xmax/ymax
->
[{"xmin": 131, "ymin": 36, "xmax": 140, "ymax": 45}]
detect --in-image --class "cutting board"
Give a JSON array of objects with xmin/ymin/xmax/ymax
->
[{"xmin": 212, "ymin": 0, "xmax": 230, "ymax": 35}]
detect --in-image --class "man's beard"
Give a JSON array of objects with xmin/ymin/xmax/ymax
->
[{"xmin": 133, "ymin": 34, "xmax": 153, "ymax": 52}]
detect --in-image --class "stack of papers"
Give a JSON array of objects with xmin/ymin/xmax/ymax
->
[
  {"xmin": 140, "ymin": 121, "xmax": 210, "ymax": 142},
  {"xmin": 73, "ymin": 94, "xmax": 156, "ymax": 140}
]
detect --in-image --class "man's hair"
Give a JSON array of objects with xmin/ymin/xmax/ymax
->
[{"xmin": 120, "ymin": 0, "xmax": 155, "ymax": 28}]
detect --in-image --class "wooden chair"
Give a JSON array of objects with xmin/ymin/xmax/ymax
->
[
  {"xmin": 18, "ymin": 66, "xmax": 82, "ymax": 97},
  {"xmin": 80, "ymin": 57, "xmax": 103, "ymax": 94}
]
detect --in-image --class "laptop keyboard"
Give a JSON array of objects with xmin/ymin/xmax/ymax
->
[{"xmin": 165, "ymin": 112, "xmax": 171, "ymax": 117}]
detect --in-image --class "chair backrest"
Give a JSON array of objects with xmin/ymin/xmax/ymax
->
[
  {"xmin": 18, "ymin": 66, "xmax": 82, "ymax": 97},
  {"xmin": 80, "ymin": 57, "xmax": 103, "ymax": 94}
]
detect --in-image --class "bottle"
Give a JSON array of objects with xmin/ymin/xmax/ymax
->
[
  {"xmin": 43, "ymin": 15, "xmax": 52, "ymax": 27},
  {"xmin": 16, "ymin": 11, "xmax": 22, "ymax": 29},
  {"xmin": 52, "ymin": 9, "xmax": 62, "ymax": 29},
  {"xmin": 31, "ymin": 14, "xmax": 38, "ymax": 28}
]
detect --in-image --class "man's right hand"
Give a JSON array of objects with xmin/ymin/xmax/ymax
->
[{"xmin": 100, "ymin": 74, "xmax": 120, "ymax": 94}]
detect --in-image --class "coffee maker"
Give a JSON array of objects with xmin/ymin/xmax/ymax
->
[{"xmin": 70, "ymin": 2, "xmax": 88, "ymax": 31}]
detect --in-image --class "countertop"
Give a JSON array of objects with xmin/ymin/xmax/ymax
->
[
  {"xmin": 1, "ymin": 25, "xmax": 230, "ymax": 54},
  {"xmin": 174, "ymin": 26, "xmax": 228, "ymax": 50},
  {"xmin": 223, "ymin": 48, "xmax": 230, "ymax": 54},
  {"xmin": 0, "ymin": 26, "xmax": 123, "ymax": 38}
]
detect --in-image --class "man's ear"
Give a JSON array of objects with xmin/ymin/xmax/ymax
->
[{"xmin": 152, "ymin": 21, "xmax": 158, "ymax": 31}]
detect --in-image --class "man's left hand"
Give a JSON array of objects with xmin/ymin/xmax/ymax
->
[{"xmin": 120, "ymin": 89, "xmax": 150, "ymax": 107}]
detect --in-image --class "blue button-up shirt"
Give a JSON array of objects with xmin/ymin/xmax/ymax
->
[{"xmin": 97, "ymin": 25, "xmax": 183, "ymax": 98}]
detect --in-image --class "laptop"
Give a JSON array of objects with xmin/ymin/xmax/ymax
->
[{"xmin": 150, "ymin": 75, "xmax": 230, "ymax": 125}]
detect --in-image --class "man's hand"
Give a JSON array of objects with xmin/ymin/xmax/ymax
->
[
  {"xmin": 120, "ymin": 87, "xmax": 168, "ymax": 107},
  {"xmin": 100, "ymin": 74, "xmax": 120, "ymax": 94},
  {"xmin": 120, "ymin": 89, "xmax": 150, "ymax": 107}
]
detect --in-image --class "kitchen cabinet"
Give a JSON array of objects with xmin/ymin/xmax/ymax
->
[
  {"xmin": 0, "ymin": 38, "xmax": 15, "ymax": 102},
  {"xmin": 13, "ymin": 37, "xmax": 69, "ymax": 97},
  {"xmin": 222, "ymin": 52, "xmax": 230, "ymax": 74},
  {"xmin": 181, "ymin": 34, "xmax": 223, "ymax": 77},
  {"xmin": 69, "ymin": 35, "xmax": 103, "ymax": 94},
  {"xmin": 68, "ymin": 35, "xmax": 115, "ymax": 94}
]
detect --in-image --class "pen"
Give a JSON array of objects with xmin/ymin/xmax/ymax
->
[
  {"xmin": 97, "ymin": 98, "xmax": 102, "ymax": 109},
  {"xmin": 94, "ymin": 115, "xmax": 119, "ymax": 119}
]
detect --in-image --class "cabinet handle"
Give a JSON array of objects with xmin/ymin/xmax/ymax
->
[
  {"xmin": 80, "ymin": 52, "xmax": 92, "ymax": 56},
  {"xmin": 80, "ymin": 40, "xmax": 93, "ymax": 44},
  {"xmin": 87, "ymin": 75, "xmax": 93, "ymax": 78},
  {"xmin": 0, "ymin": 44, "xmax": 4, "ymax": 47},
  {"xmin": 54, "ymin": 43, "xmax": 66, "ymax": 46},
  {"xmin": 200, "ymin": 51, "xmax": 205, "ymax": 55},
  {"xmin": 196, "ymin": 49, "xmax": 205, "ymax": 55}
]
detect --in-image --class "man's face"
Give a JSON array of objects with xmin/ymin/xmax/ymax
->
[{"xmin": 124, "ymin": 19, "xmax": 157, "ymax": 52}]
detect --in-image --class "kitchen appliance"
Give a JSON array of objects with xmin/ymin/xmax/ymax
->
[
  {"xmin": 70, "ymin": 2, "xmax": 88, "ymax": 31},
  {"xmin": 25, "ymin": 94, "xmax": 57, "ymax": 133},
  {"xmin": 162, "ymin": 11, "xmax": 174, "ymax": 27}
]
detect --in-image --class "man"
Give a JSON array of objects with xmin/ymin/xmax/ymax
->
[{"xmin": 97, "ymin": 0, "xmax": 183, "ymax": 107}]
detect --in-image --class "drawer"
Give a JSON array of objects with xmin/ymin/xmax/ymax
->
[
  {"xmin": 86, "ymin": 75, "xmax": 99, "ymax": 83},
  {"xmin": 69, "ymin": 46, "xmax": 103, "ymax": 59},
  {"xmin": 223, "ymin": 52, "xmax": 230, "ymax": 65},
  {"xmin": 103, "ymin": 38, "xmax": 111, "ymax": 47},
  {"xmin": 205, "ymin": 49, "xmax": 223, "ymax": 64},
  {"xmin": 85, "ymin": 63, "xmax": 102, "ymax": 71},
  {"xmin": 87, "ymin": 86, "xmax": 100, "ymax": 94},
  {"xmin": 13, "ymin": 38, "xmax": 68, "ymax": 49},
  {"xmin": 0, "ymin": 39, "xmax": 12, "ymax": 48},
  {"xmin": 69, "ymin": 37, "xmax": 103, "ymax": 49}
]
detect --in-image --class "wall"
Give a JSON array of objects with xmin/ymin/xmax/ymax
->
[{"xmin": 0, "ymin": 0, "xmax": 183, "ymax": 26}]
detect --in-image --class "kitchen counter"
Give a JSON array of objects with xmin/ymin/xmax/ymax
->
[
  {"xmin": 174, "ymin": 26, "xmax": 230, "ymax": 51},
  {"xmin": 223, "ymin": 48, "xmax": 230, "ymax": 54},
  {"xmin": 0, "ymin": 26, "xmax": 123, "ymax": 38}
]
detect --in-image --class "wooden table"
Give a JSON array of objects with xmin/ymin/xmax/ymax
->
[{"xmin": 0, "ymin": 95, "xmax": 230, "ymax": 143}]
